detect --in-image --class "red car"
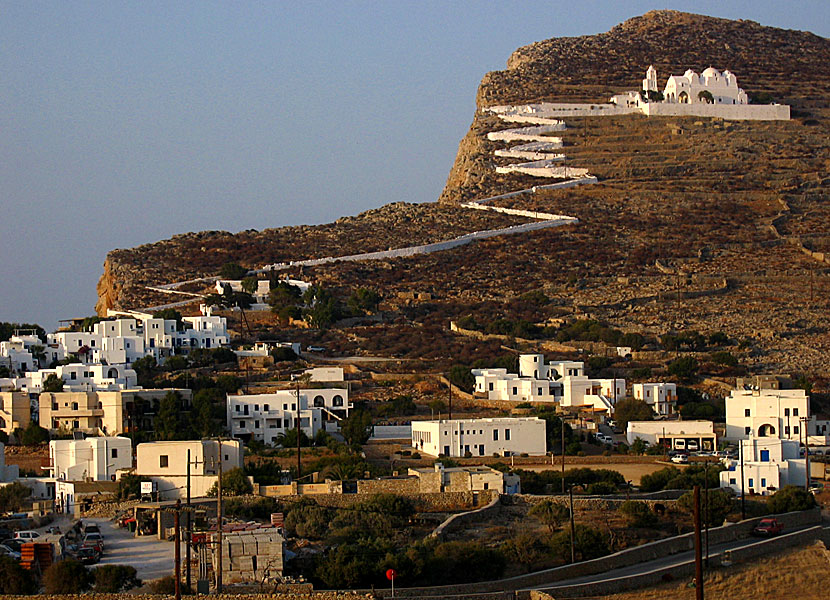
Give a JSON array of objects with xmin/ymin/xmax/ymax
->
[{"xmin": 752, "ymin": 518, "xmax": 783, "ymax": 536}]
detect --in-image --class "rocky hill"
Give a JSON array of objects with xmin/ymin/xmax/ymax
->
[{"xmin": 95, "ymin": 11, "xmax": 830, "ymax": 377}]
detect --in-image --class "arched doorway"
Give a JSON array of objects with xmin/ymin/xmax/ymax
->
[
  {"xmin": 758, "ymin": 424, "xmax": 776, "ymax": 437},
  {"xmin": 678, "ymin": 91, "xmax": 689, "ymax": 104}
]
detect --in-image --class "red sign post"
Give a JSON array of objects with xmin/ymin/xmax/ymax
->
[{"xmin": 386, "ymin": 568, "xmax": 396, "ymax": 598}]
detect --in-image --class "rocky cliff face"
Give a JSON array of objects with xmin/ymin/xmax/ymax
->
[{"xmin": 440, "ymin": 10, "xmax": 830, "ymax": 204}]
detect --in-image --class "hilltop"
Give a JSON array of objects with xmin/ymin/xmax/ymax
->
[{"xmin": 95, "ymin": 11, "xmax": 830, "ymax": 378}]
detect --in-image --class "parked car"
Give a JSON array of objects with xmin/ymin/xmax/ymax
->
[
  {"xmin": 1, "ymin": 539, "xmax": 22, "ymax": 553},
  {"xmin": 82, "ymin": 523, "xmax": 101, "ymax": 536},
  {"xmin": 0, "ymin": 544, "xmax": 21, "ymax": 560},
  {"xmin": 752, "ymin": 518, "xmax": 783, "ymax": 537},
  {"xmin": 74, "ymin": 546, "xmax": 101, "ymax": 565},
  {"xmin": 808, "ymin": 482, "xmax": 825, "ymax": 492},
  {"xmin": 82, "ymin": 532, "xmax": 105, "ymax": 552},
  {"xmin": 671, "ymin": 454, "xmax": 689, "ymax": 464},
  {"xmin": 13, "ymin": 531, "xmax": 41, "ymax": 541},
  {"xmin": 306, "ymin": 346, "xmax": 325, "ymax": 352},
  {"xmin": 686, "ymin": 440, "xmax": 700, "ymax": 452},
  {"xmin": 595, "ymin": 433, "xmax": 612, "ymax": 444}
]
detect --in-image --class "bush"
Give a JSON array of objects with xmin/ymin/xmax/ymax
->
[
  {"xmin": 18, "ymin": 420, "xmax": 49, "ymax": 445},
  {"xmin": 529, "ymin": 500, "xmax": 570, "ymax": 532},
  {"xmin": 207, "ymin": 467, "xmax": 253, "ymax": 497},
  {"xmin": 677, "ymin": 488, "xmax": 734, "ymax": 527},
  {"xmin": 0, "ymin": 481, "xmax": 31, "ymax": 513},
  {"xmin": 150, "ymin": 575, "xmax": 177, "ymax": 595},
  {"xmin": 43, "ymin": 559, "xmax": 92, "ymax": 594},
  {"xmin": 585, "ymin": 481, "xmax": 617, "ymax": 495},
  {"xmin": 93, "ymin": 564, "xmax": 141, "ymax": 592},
  {"xmin": 639, "ymin": 464, "xmax": 723, "ymax": 493},
  {"xmin": 619, "ymin": 500, "xmax": 657, "ymax": 527},
  {"xmin": 668, "ymin": 356, "xmax": 699, "ymax": 381},
  {"xmin": 767, "ymin": 485, "xmax": 816, "ymax": 514},
  {"xmin": 285, "ymin": 498, "xmax": 330, "ymax": 539},
  {"xmin": 0, "ymin": 555, "xmax": 37, "ymax": 594}
]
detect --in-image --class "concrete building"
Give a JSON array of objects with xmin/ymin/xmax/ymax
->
[
  {"xmin": 626, "ymin": 420, "xmax": 716, "ymax": 452},
  {"xmin": 0, "ymin": 391, "xmax": 32, "ymax": 437},
  {"xmin": 408, "ymin": 464, "xmax": 521, "ymax": 494},
  {"xmin": 725, "ymin": 389, "xmax": 810, "ymax": 442},
  {"xmin": 302, "ymin": 367, "xmax": 345, "ymax": 382},
  {"xmin": 0, "ymin": 442, "xmax": 20, "ymax": 482},
  {"xmin": 49, "ymin": 437, "xmax": 132, "ymax": 481},
  {"xmin": 632, "ymin": 383, "xmax": 677, "ymax": 416},
  {"xmin": 135, "ymin": 439, "xmax": 244, "ymax": 499},
  {"xmin": 228, "ymin": 389, "xmax": 351, "ymax": 445},
  {"xmin": 23, "ymin": 364, "xmax": 138, "ymax": 393},
  {"xmin": 411, "ymin": 417, "xmax": 546, "ymax": 457},
  {"xmin": 720, "ymin": 437, "xmax": 806, "ymax": 496},
  {"xmin": 40, "ymin": 388, "xmax": 191, "ymax": 436}
]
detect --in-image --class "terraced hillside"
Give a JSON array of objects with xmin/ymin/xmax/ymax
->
[{"xmin": 95, "ymin": 10, "xmax": 830, "ymax": 376}]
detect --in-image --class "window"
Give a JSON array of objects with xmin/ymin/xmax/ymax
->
[
  {"xmin": 243, "ymin": 406, "xmax": 249, "ymax": 415},
  {"xmin": 254, "ymin": 420, "xmax": 260, "ymax": 429},
  {"xmin": 748, "ymin": 478, "xmax": 754, "ymax": 488},
  {"xmin": 785, "ymin": 426, "xmax": 790, "ymax": 435},
  {"xmin": 333, "ymin": 395, "xmax": 344, "ymax": 407},
  {"xmin": 744, "ymin": 408, "xmax": 750, "ymax": 417},
  {"xmin": 784, "ymin": 408, "xmax": 790, "ymax": 417},
  {"xmin": 291, "ymin": 403, "xmax": 296, "ymax": 411},
  {"xmin": 70, "ymin": 372, "xmax": 77, "ymax": 380},
  {"xmin": 160, "ymin": 455, "xmax": 169, "ymax": 468},
  {"xmin": 729, "ymin": 478, "xmax": 736, "ymax": 485},
  {"xmin": 793, "ymin": 408, "xmax": 799, "ymax": 416},
  {"xmin": 111, "ymin": 449, "xmax": 118, "ymax": 459},
  {"xmin": 794, "ymin": 426, "xmax": 799, "ymax": 434},
  {"xmin": 254, "ymin": 404, "xmax": 259, "ymax": 411},
  {"xmin": 239, "ymin": 421, "xmax": 246, "ymax": 429},
  {"xmin": 512, "ymin": 387, "xmax": 518, "ymax": 395},
  {"xmin": 760, "ymin": 450, "xmax": 770, "ymax": 462},
  {"xmin": 72, "ymin": 420, "xmax": 79, "ymax": 428},
  {"xmin": 745, "ymin": 426, "xmax": 751, "ymax": 435},
  {"xmin": 484, "ymin": 483, "xmax": 489, "ymax": 490},
  {"xmin": 505, "ymin": 429, "xmax": 511, "ymax": 441},
  {"xmin": 72, "ymin": 402, "xmax": 78, "ymax": 410},
  {"xmin": 235, "ymin": 405, "xmax": 240, "ymax": 413},
  {"xmin": 443, "ymin": 445, "xmax": 450, "ymax": 456},
  {"xmin": 488, "ymin": 383, "xmax": 494, "ymax": 391},
  {"xmin": 314, "ymin": 395, "xmax": 324, "ymax": 407},
  {"xmin": 493, "ymin": 430, "xmax": 499, "ymax": 441},
  {"xmin": 761, "ymin": 478, "xmax": 766, "ymax": 488},
  {"xmin": 263, "ymin": 404, "xmax": 269, "ymax": 412}
]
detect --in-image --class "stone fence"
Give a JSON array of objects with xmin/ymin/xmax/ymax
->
[
  {"xmin": 430, "ymin": 492, "xmax": 502, "ymax": 541},
  {"xmin": 271, "ymin": 489, "xmax": 497, "ymax": 513},
  {"xmin": 381, "ymin": 508, "xmax": 821, "ymax": 598}
]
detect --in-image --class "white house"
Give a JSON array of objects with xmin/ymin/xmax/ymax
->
[
  {"xmin": 632, "ymin": 383, "xmax": 677, "ymax": 416},
  {"xmin": 0, "ymin": 334, "xmax": 45, "ymax": 374},
  {"xmin": 135, "ymin": 439, "xmax": 244, "ymax": 499},
  {"xmin": 411, "ymin": 417, "xmax": 547, "ymax": 457},
  {"xmin": 518, "ymin": 354, "xmax": 583, "ymax": 380},
  {"xmin": 0, "ymin": 442, "xmax": 20, "ymax": 482},
  {"xmin": 24, "ymin": 364, "xmax": 138, "ymax": 393},
  {"xmin": 49, "ymin": 437, "xmax": 132, "ymax": 481},
  {"xmin": 302, "ymin": 367, "xmax": 345, "ymax": 382},
  {"xmin": 626, "ymin": 420, "xmax": 716, "ymax": 452},
  {"xmin": 719, "ymin": 437, "xmax": 806, "ymax": 496},
  {"xmin": 663, "ymin": 67, "xmax": 748, "ymax": 105},
  {"xmin": 725, "ymin": 389, "xmax": 810, "ymax": 441},
  {"xmin": 560, "ymin": 376, "xmax": 625, "ymax": 414},
  {"xmin": 227, "ymin": 389, "xmax": 351, "ymax": 445}
]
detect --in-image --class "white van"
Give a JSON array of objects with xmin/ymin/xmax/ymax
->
[
  {"xmin": 674, "ymin": 439, "xmax": 686, "ymax": 450},
  {"xmin": 13, "ymin": 531, "xmax": 41, "ymax": 541}
]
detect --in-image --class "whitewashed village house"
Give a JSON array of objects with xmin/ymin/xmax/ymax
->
[
  {"xmin": 720, "ymin": 437, "xmax": 806, "ymax": 496},
  {"xmin": 632, "ymin": 382, "xmax": 677, "ymax": 416},
  {"xmin": 411, "ymin": 417, "xmax": 546, "ymax": 458}
]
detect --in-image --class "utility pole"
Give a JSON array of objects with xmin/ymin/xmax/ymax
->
[
  {"xmin": 704, "ymin": 460, "xmax": 710, "ymax": 567},
  {"xmin": 802, "ymin": 417, "xmax": 810, "ymax": 491},
  {"xmin": 561, "ymin": 418, "xmax": 566, "ymax": 494},
  {"xmin": 693, "ymin": 485, "xmax": 704, "ymax": 600},
  {"xmin": 568, "ymin": 485, "xmax": 576, "ymax": 563},
  {"xmin": 186, "ymin": 449, "xmax": 192, "ymax": 593},
  {"xmin": 296, "ymin": 379, "xmax": 302, "ymax": 480},
  {"xmin": 216, "ymin": 439, "xmax": 223, "ymax": 593},
  {"xmin": 174, "ymin": 499, "xmax": 182, "ymax": 600},
  {"xmin": 739, "ymin": 439, "xmax": 746, "ymax": 521}
]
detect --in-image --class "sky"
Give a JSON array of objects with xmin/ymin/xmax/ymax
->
[{"xmin": 2, "ymin": 1, "xmax": 828, "ymax": 331}]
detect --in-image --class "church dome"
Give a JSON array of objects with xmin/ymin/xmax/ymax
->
[{"xmin": 702, "ymin": 67, "xmax": 721, "ymax": 78}]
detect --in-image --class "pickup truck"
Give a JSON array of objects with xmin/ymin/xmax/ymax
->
[{"xmin": 752, "ymin": 518, "xmax": 783, "ymax": 536}]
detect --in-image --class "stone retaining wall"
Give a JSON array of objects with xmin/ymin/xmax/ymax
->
[
  {"xmin": 430, "ymin": 493, "xmax": 502, "ymax": 541},
  {"xmin": 275, "ymin": 490, "xmax": 497, "ymax": 513}
]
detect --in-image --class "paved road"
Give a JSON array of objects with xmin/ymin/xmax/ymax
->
[
  {"xmin": 87, "ymin": 518, "xmax": 175, "ymax": 582},
  {"xmin": 529, "ymin": 525, "xmax": 814, "ymax": 591}
]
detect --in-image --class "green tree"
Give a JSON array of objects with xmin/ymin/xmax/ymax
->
[
  {"xmin": 219, "ymin": 262, "xmax": 249, "ymax": 280},
  {"xmin": 93, "ymin": 565, "xmax": 141, "ymax": 592},
  {"xmin": 284, "ymin": 498, "xmax": 330, "ymax": 539},
  {"xmin": 429, "ymin": 399, "xmax": 447, "ymax": 415},
  {"xmin": 698, "ymin": 90, "xmax": 714, "ymax": 103},
  {"xmin": 550, "ymin": 524, "xmax": 609, "ymax": 562},
  {"xmin": 116, "ymin": 473, "xmax": 143, "ymax": 500},
  {"xmin": 275, "ymin": 427, "xmax": 311, "ymax": 448},
  {"xmin": 191, "ymin": 388, "xmax": 226, "ymax": 437},
  {"xmin": 767, "ymin": 485, "xmax": 816, "ymax": 514},
  {"xmin": 347, "ymin": 287, "xmax": 381, "ymax": 314},
  {"xmin": 0, "ymin": 482, "xmax": 31, "ymax": 513},
  {"xmin": 613, "ymin": 398, "xmax": 654, "ymax": 430},
  {"xmin": 0, "ymin": 322, "xmax": 45, "ymax": 343},
  {"xmin": 529, "ymin": 500, "xmax": 570, "ymax": 533},
  {"xmin": 0, "ymin": 556, "xmax": 37, "ymax": 594},
  {"xmin": 43, "ymin": 559, "xmax": 92, "ymax": 594},
  {"xmin": 43, "ymin": 373, "xmax": 64, "ymax": 392},
  {"xmin": 303, "ymin": 286, "xmax": 342, "ymax": 328},
  {"xmin": 19, "ymin": 421, "xmax": 49, "ymax": 445},
  {"xmin": 448, "ymin": 364, "xmax": 474, "ymax": 393},
  {"xmin": 677, "ymin": 488, "xmax": 734, "ymax": 527},
  {"xmin": 668, "ymin": 356, "xmax": 699, "ymax": 381},
  {"xmin": 502, "ymin": 532, "xmax": 544, "ymax": 572},
  {"xmin": 341, "ymin": 408, "xmax": 373, "ymax": 446},
  {"xmin": 267, "ymin": 281, "xmax": 302, "ymax": 312},
  {"xmin": 207, "ymin": 467, "xmax": 253, "ymax": 497},
  {"xmin": 241, "ymin": 276, "xmax": 259, "ymax": 294},
  {"xmin": 155, "ymin": 391, "xmax": 185, "ymax": 440}
]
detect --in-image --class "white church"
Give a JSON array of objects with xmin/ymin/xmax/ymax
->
[{"xmin": 610, "ymin": 66, "xmax": 788, "ymax": 120}]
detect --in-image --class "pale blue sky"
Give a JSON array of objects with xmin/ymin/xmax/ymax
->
[{"xmin": 1, "ymin": 1, "xmax": 828, "ymax": 329}]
